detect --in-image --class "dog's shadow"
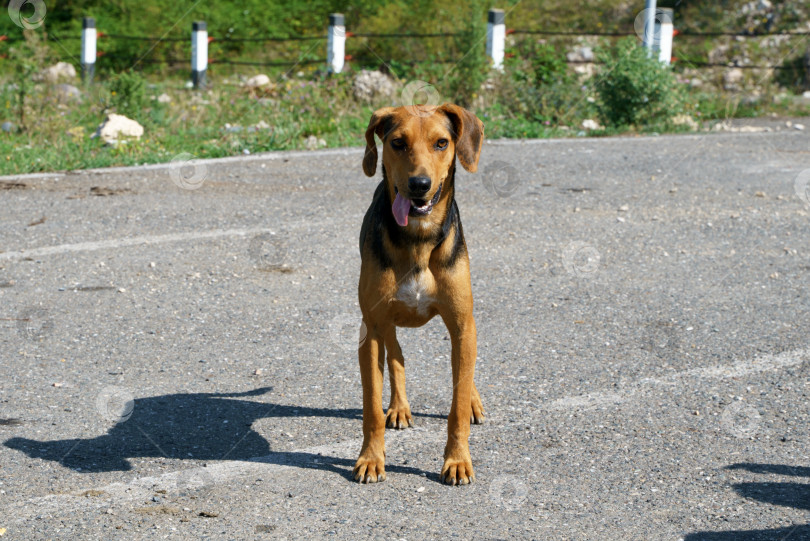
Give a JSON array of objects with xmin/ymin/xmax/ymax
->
[
  {"xmin": 684, "ymin": 463, "xmax": 810, "ymax": 540},
  {"xmin": 4, "ymin": 386, "xmax": 433, "ymax": 480}
]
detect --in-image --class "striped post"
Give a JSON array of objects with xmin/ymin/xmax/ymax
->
[
  {"xmin": 486, "ymin": 9, "xmax": 505, "ymax": 70},
  {"xmin": 81, "ymin": 17, "xmax": 96, "ymax": 83},
  {"xmin": 327, "ymin": 13, "xmax": 345, "ymax": 74},
  {"xmin": 642, "ymin": 0, "xmax": 657, "ymax": 50},
  {"xmin": 656, "ymin": 8, "xmax": 674, "ymax": 65},
  {"xmin": 191, "ymin": 21, "xmax": 207, "ymax": 89}
]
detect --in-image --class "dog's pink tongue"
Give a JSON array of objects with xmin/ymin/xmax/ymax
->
[{"xmin": 392, "ymin": 193, "xmax": 411, "ymax": 227}]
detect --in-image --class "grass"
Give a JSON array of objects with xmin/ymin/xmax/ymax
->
[{"xmin": 1, "ymin": 68, "xmax": 808, "ymax": 176}]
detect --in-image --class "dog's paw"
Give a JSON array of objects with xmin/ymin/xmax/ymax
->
[
  {"xmin": 353, "ymin": 453, "xmax": 386, "ymax": 484},
  {"xmin": 385, "ymin": 404, "xmax": 413, "ymax": 429},
  {"xmin": 471, "ymin": 395, "xmax": 485, "ymax": 425},
  {"xmin": 440, "ymin": 457, "xmax": 475, "ymax": 486}
]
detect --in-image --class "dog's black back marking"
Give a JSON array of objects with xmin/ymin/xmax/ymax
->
[{"xmin": 359, "ymin": 180, "xmax": 393, "ymax": 268}]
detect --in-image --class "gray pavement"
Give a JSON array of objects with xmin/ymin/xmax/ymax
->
[{"xmin": 1, "ymin": 121, "xmax": 809, "ymax": 540}]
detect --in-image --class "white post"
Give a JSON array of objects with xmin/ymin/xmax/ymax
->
[
  {"xmin": 327, "ymin": 13, "xmax": 345, "ymax": 74},
  {"xmin": 656, "ymin": 8, "xmax": 674, "ymax": 65},
  {"xmin": 81, "ymin": 17, "xmax": 96, "ymax": 83},
  {"xmin": 486, "ymin": 9, "xmax": 505, "ymax": 70},
  {"xmin": 643, "ymin": 0, "xmax": 657, "ymax": 50},
  {"xmin": 191, "ymin": 21, "xmax": 207, "ymax": 89}
]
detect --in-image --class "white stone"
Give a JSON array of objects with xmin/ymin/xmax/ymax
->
[
  {"xmin": 93, "ymin": 114, "xmax": 144, "ymax": 145},
  {"xmin": 305, "ymin": 135, "xmax": 326, "ymax": 150},
  {"xmin": 245, "ymin": 74, "xmax": 271, "ymax": 88},
  {"xmin": 723, "ymin": 68, "xmax": 744, "ymax": 90},
  {"xmin": 352, "ymin": 70, "xmax": 397, "ymax": 101},
  {"xmin": 581, "ymin": 119, "xmax": 602, "ymax": 130},
  {"xmin": 156, "ymin": 93, "xmax": 172, "ymax": 104},
  {"xmin": 39, "ymin": 62, "xmax": 77, "ymax": 83}
]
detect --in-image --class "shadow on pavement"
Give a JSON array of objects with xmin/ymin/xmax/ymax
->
[
  {"xmin": 684, "ymin": 463, "xmax": 809, "ymax": 541},
  {"xmin": 4, "ymin": 386, "xmax": 436, "ymax": 480}
]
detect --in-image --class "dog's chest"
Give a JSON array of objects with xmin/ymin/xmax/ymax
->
[{"xmin": 395, "ymin": 271, "xmax": 437, "ymax": 316}]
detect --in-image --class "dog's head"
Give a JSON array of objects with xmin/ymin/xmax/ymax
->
[{"xmin": 362, "ymin": 104, "xmax": 484, "ymax": 228}]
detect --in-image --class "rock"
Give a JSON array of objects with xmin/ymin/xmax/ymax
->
[
  {"xmin": 689, "ymin": 78, "xmax": 703, "ymax": 88},
  {"xmin": 708, "ymin": 44, "xmax": 729, "ymax": 64},
  {"xmin": 723, "ymin": 68, "xmax": 744, "ymax": 91},
  {"xmin": 672, "ymin": 114, "xmax": 699, "ymax": 131},
  {"xmin": 352, "ymin": 70, "xmax": 397, "ymax": 101},
  {"xmin": 38, "ymin": 62, "xmax": 77, "ymax": 83},
  {"xmin": 55, "ymin": 83, "xmax": 81, "ymax": 102},
  {"xmin": 794, "ymin": 124, "xmax": 806, "ymax": 131},
  {"xmin": 1, "ymin": 121, "xmax": 15, "ymax": 133},
  {"xmin": 253, "ymin": 120, "xmax": 270, "ymax": 130},
  {"xmin": 93, "ymin": 114, "xmax": 144, "ymax": 145},
  {"xmin": 156, "ymin": 93, "xmax": 172, "ymax": 104},
  {"xmin": 566, "ymin": 46, "xmax": 594, "ymax": 63},
  {"xmin": 305, "ymin": 135, "xmax": 326, "ymax": 150},
  {"xmin": 245, "ymin": 74, "xmax": 272, "ymax": 88},
  {"xmin": 581, "ymin": 119, "xmax": 602, "ymax": 130}
]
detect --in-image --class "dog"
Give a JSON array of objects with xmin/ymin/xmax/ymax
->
[{"xmin": 353, "ymin": 103, "xmax": 485, "ymax": 485}]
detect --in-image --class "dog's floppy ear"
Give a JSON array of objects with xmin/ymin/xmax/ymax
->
[
  {"xmin": 363, "ymin": 107, "xmax": 397, "ymax": 177},
  {"xmin": 440, "ymin": 104, "xmax": 485, "ymax": 173}
]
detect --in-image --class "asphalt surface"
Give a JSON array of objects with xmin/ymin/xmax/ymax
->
[{"xmin": 1, "ymin": 119, "xmax": 809, "ymax": 540}]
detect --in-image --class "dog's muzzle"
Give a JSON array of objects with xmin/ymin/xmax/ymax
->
[{"xmin": 392, "ymin": 184, "xmax": 442, "ymax": 227}]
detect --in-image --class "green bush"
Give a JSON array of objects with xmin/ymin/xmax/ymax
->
[
  {"xmin": 444, "ymin": 0, "xmax": 489, "ymax": 107},
  {"xmin": 593, "ymin": 37, "xmax": 683, "ymax": 128},
  {"xmin": 527, "ymin": 41, "xmax": 572, "ymax": 87},
  {"xmin": 109, "ymin": 70, "xmax": 148, "ymax": 118},
  {"xmin": 497, "ymin": 41, "xmax": 592, "ymax": 126}
]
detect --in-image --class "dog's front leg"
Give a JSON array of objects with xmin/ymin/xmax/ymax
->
[
  {"xmin": 353, "ymin": 321, "xmax": 387, "ymax": 483},
  {"xmin": 440, "ymin": 313, "xmax": 477, "ymax": 485}
]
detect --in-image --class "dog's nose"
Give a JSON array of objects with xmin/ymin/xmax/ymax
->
[{"xmin": 408, "ymin": 176, "xmax": 431, "ymax": 196}]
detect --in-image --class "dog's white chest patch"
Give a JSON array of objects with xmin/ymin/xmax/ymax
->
[{"xmin": 396, "ymin": 272, "xmax": 436, "ymax": 316}]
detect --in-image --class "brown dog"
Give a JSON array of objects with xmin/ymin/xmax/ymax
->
[{"xmin": 353, "ymin": 103, "xmax": 485, "ymax": 485}]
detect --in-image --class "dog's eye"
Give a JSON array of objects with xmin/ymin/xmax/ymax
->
[
  {"xmin": 391, "ymin": 138, "xmax": 406, "ymax": 150},
  {"xmin": 435, "ymin": 139, "xmax": 448, "ymax": 150}
]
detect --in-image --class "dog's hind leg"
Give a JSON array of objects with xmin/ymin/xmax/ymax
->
[
  {"xmin": 384, "ymin": 327, "xmax": 414, "ymax": 429},
  {"xmin": 471, "ymin": 382, "xmax": 485, "ymax": 425}
]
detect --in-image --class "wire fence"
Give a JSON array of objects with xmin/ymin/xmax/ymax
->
[{"xmin": 2, "ymin": 20, "xmax": 808, "ymax": 73}]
